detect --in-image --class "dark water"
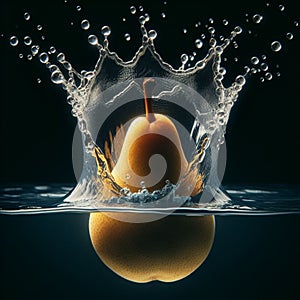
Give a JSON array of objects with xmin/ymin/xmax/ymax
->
[{"xmin": 0, "ymin": 184, "xmax": 299, "ymax": 215}]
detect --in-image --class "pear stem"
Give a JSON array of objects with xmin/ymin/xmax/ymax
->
[{"xmin": 143, "ymin": 78, "xmax": 156, "ymax": 123}]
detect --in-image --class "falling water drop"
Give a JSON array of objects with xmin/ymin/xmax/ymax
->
[
  {"xmin": 101, "ymin": 26, "xmax": 111, "ymax": 37},
  {"xmin": 180, "ymin": 54, "xmax": 188, "ymax": 64},
  {"xmin": 148, "ymin": 30, "xmax": 157, "ymax": 40}
]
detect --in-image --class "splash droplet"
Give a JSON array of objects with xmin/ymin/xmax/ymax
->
[
  {"xmin": 253, "ymin": 14, "xmax": 263, "ymax": 24},
  {"xmin": 88, "ymin": 35, "xmax": 98, "ymax": 45},
  {"xmin": 278, "ymin": 4, "xmax": 285, "ymax": 11},
  {"xmin": 24, "ymin": 12, "xmax": 30, "ymax": 21},
  {"xmin": 180, "ymin": 54, "xmax": 188, "ymax": 64},
  {"xmin": 130, "ymin": 6, "xmax": 136, "ymax": 15},
  {"xmin": 148, "ymin": 30, "xmax": 157, "ymax": 40},
  {"xmin": 76, "ymin": 5, "xmax": 81, "ymax": 11},
  {"xmin": 39, "ymin": 52, "xmax": 49, "ymax": 64},
  {"xmin": 51, "ymin": 71, "xmax": 64, "ymax": 84},
  {"xmin": 265, "ymin": 72, "xmax": 273, "ymax": 80},
  {"xmin": 271, "ymin": 41, "xmax": 282, "ymax": 52},
  {"xmin": 101, "ymin": 26, "xmax": 111, "ymax": 37},
  {"xmin": 18, "ymin": 53, "xmax": 23, "ymax": 58},
  {"xmin": 57, "ymin": 52, "xmax": 65, "ymax": 62},
  {"xmin": 50, "ymin": 46, "xmax": 56, "ymax": 54},
  {"xmin": 124, "ymin": 33, "xmax": 131, "ymax": 41},
  {"xmin": 31, "ymin": 45, "xmax": 39, "ymax": 56},
  {"xmin": 37, "ymin": 78, "xmax": 41, "ymax": 84},
  {"xmin": 183, "ymin": 28, "xmax": 187, "ymax": 34},
  {"xmin": 37, "ymin": 25, "xmax": 42, "ymax": 31},
  {"xmin": 27, "ymin": 54, "xmax": 32, "ymax": 61},
  {"xmin": 24, "ymin": 36, "xmax": 32, "ymax": 46},
  {"xmin": 223, "ymin": 19, "xmax": 228, "ymax": 26},
  {"xmin": 286, "ymin": 32, "xmax": 293, "ymax": 40},
  {"xmin": 81, "ymin": 20, "xmax": 90, "ymax": 30},
  {"xmin": 9, "ymin": 36, "xmax": 18, "ymax": 46},
  {"xmin": 195, "ymin": 38, "xmax": 203, "ymax": 49},
  {"xmin": 161, "ymin": 13, "xmax": 166, "ymax": 18}
]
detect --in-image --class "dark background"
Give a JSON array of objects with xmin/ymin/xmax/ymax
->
[{"xmin": 0, "ymin": 0, "xmax": 300, "ymax": 299}]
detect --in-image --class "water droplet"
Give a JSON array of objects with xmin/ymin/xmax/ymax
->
[
  {"xmin": 144, "ymin": 14, "xmax": 150, "ymax": 22},
  {"xmin": 234, "ymin": 57, "xmax": 238, "ymax": 62},
  {"xmin": 233, "ymin": 41, "xmax": 238, "ymax": 48},
  {"xmin": 265, "ymin": 72, "xmax": 273, "ymax": 80},
  {"xmin": 24, "ymin": 12, "xmax": 30, "ymax": 21},
  {"xmin": 223, "ymin": 19, "xmax": 228, "ymax": 26},
  {"xmin": 24, "ymin": 36, "xmax": 32, "ymax": 46},
  {"xmin": 19, "ymin": 53, "xmax": 23, "ymax": 58},
  {"xmin": 130, "ymin": 6, "xmax": 136, "ymax": 15},
  {"xmin": 183, "ymin": 28, "xmax": 187, "ymax": 34},
  {"xmin": 181, "ymin": 54, "xmax": 188, "ymax": 64},
  {"xmin": 122, "ymin": 18, "xmax": 126, "ymax": 22},
  {"xmin": 201, "ymin": 33, "xmax": 206, "ymax": 39},
  {"xmin": 139, "ymin": 16, "xmax": 146, "ymax": 24},
  {"xmin": 161, "ymin": 12, "xmax": 166, "ymax": 18},
  {"xmin": 70, "ymin": 22, "xmax": 74, "ymax": 26},
  {"xmin": 101, "ymin": 26, "xmax": 111, "ymax": 37},
  {"xmin": 271, "ymin": 41, "xmax": 282, "ymax": 52},
  {"xmin": 251, "ymin": 56, "xmax": 259, "ymax": 65},
  {"xmin": 50, "ymin": 46, "xmax": 56, "ymax": 54},
  {"xmin": 39, "ymin": 52, "xmax": 49, "ymax": 64},
  {"xmin": 76, "ymin": 5, "xmax": 81, "ymax": 11},
  {"xmin": 234, "ymin": 26, "xmax": 242, "ymax": 34},
  {"xmin": 219, "ymin": 67, "xmax": 226, "ymax": 75},
  {"xmin": 81, "ymin": 20, "xmax": 90, "ymax": 30},
  {"xmin": 37, "ymin": 78, "xmax": 41, "ymax": 84},
  {"xmin": 37, "ymin": 25, "xmax": 42, "ymax": 31},
  {"xmin": 148, "ymin": 30, "xmax": 157, "ymax": 40},
  {"xmin": 9, "ymin": 36, "xmax": 18, "ymax": 46},
  {"xmin": 260, "ymin": 63, "xmax": 268, "ymax": 71},
  {"xmin": 88, "ymin": 35, "xmax": 98, "ymax": 45},
  {"xmin": 41, "ymin": 35, "xmax": 46, "ymax": 40},
  {"xmin": 124, "ymin": 33, "xmax": 131, "ymax": 41},
  {"xmin": 51, "ymin": 71, "xmax": 64, "ymax": 84},
  {"xmin": 286, "ymin": 32, "xmax": 293, "ymax": 40},
  {"xmin": 209, "ymin": 18, "xmax": 214, "ymax": 24},
  {"xmin": 27, "ymin": 54, "xmax": 32, "ymax": 61},
  {"xmin": 294, "ymin": 21, "xmax": 299, "ymax": 27},
  {"xmin": 139, "ymin": 5, "xmax": 143, "ymax": 12},
  {"xmin": 125, "ymin": 174, "xmax": 130, "ymax": 180},
  {"xmin": 278, "ymin": 4, "xmax": 285, "ymax": 11},
  {"xmin": 276, "ymin": 72, "xmax": 281, "ymax": 77},
  {"xmin": 261, "ymin": 54, "xmax": 267, "ymax": 60},
  {"xmin": 31, "ymin": 45, "xmax": 39, "ymax": 56},
  {"xmin": 57, "ymin": 52, "xmax": 65, "ymax": 62},
  {"xmin": 194, "ymin": 39, "xmax": 203, "ymax": 49},
  {"xmin": 208, "ymin": 27, "xmax": 215, "ymax": 34},
  {"xmin": 253, "ymin": 14, "xmax": 263, "ymax": 24},
  {"xmin": 260, "ymin": 77, "xmax": 265, "ymax": 82}
]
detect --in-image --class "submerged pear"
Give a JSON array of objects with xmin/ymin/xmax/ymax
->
[{"xmin": 111, "ymin": 78, "xmax": 195, "ymax": 193}]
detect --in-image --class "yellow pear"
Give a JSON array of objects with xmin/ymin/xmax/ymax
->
[
  {"xmin": 89, "ymin": 212, "xmax": 215, "ymax": 283},
  {"xmin": 111, "ymin": 78, "xmax": 200, "ymax": 194}
]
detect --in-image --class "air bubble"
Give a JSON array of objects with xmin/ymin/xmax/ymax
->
[
  {"xmin": 271, "ymin": 41, "xmax": 282, "ymax": 52},
  {"xmin": 101, "ymin": 26, "xmax": 111, "ymax": 37},
  {"xmin": 24, "ymin": 12, "xmax": 30, "ymax": 21},
  {"xmin": 39, "ymin": 52, "xmax": 49, "ymax": 64},
  {"xmin": 195, "ymin": 38, "xmax": 203, "ymax": 49},
  {"xmin": 251, "ymin": 56, "xmax": 259, "ymax": 65},
  {"xmin": 88, "ymin": 35, "xmax": 98, "ymax": 45},
  {"xmin": 253, "ymin": 14, "xmax": 263, "ymax": 24},
  {"xmin": 286, "ymin": 32, "xmax": 293, "ymax": 40},
  {"xmin": 124, "ymin": 33, "xmax": 131, "ymax": 41},
  {"xmin": 130, "ymin": 6, "xmax": 136, "ymax": 14},
  {"xmin": 81, "ymin": 20, "xmax": 90, "ymax": 30},
  {"xmin": 9, "ymin": 36, "xmax": 18, "ymax": 46},
  {"xmin": 148, "ymin": 30, "xmax": 157, "ymax": 40},
  {"xmin": 37, "ymin": 25, "xmax": 42, "ymax": 31}
]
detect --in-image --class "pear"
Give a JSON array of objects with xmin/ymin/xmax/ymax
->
[
  {"xmin": 111, "ymin": 78, "xmax": 200, "ymax": 194},
  {"xmin": 89, "ymin": 212, "xmax": 215, "ymax": 283}
]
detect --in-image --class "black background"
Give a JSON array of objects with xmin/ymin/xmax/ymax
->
[{"xmin": 0, "ymin": 0, "xmax": 300, "ymax": 299}]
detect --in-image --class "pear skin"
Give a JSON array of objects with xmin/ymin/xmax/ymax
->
[{"xmin": 89, "ymin": 212, "xmax": 215, "ymax": 283}]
